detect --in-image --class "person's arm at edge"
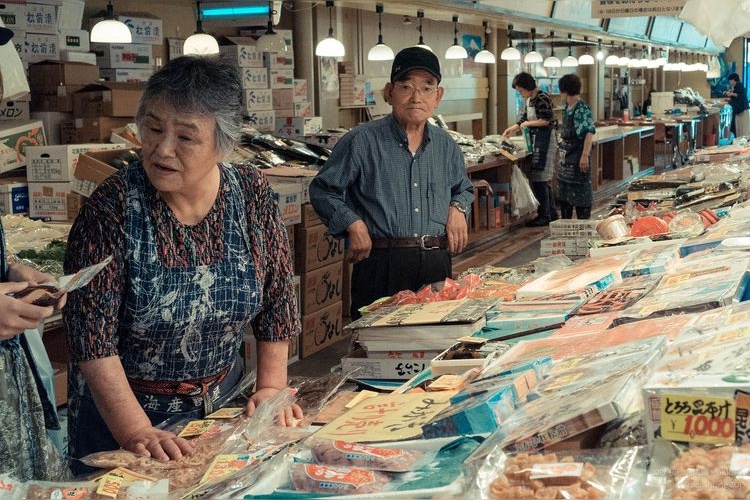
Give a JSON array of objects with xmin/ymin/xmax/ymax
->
[{"xmin": 446, "ymin": 144, "xmax": 473, "ymax": 254}]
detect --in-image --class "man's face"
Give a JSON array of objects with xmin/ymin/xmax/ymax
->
[{"xmin": 384, "ymin": 69, "xmax": 443, "ymax": 127}]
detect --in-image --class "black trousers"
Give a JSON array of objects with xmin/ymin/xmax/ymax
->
[
  {"xmin": 350, "ymin": 247, "xmax": 451, "ymax": 320},
  {"xmin": 531, "ymin": 181, "xmax": 555, "ymax": 221},
  {"xmin": 558, "ymin": 200, "xmax": 591, "ymax": 220}
]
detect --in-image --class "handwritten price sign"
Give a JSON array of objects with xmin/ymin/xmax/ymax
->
[{"xmin": 661, "ymin": 393, "xmax": 736, "ymax": 444}]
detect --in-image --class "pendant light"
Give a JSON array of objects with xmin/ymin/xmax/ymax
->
[
  {"xmin": 639, "ymin": 45, "xmax": 650, "ymax": 67},
  {"xmin": 578, "ymin": 36, "xmax": 595, "ymax": 65},
  {"xmin": 315, "ymin": 0, "xmax": 345, "ymax": 57},
  {"xmin": 543, "ymin": 31, "xmax": 561, "ymax": 68},
  {"xmin": 562, "ymin": 33, "xmax": 578, "ymax": 67},
  {"xmin": 605, "ymin": 41, "xmax": 619, "ymax": 66},
  {"xmin": 445, "ymin": 15, "xmax": 467, "ymax": 59},
  {"xmin": 500, "ymin": 24, "xmax": 520, "ymax": 61},
  {"xmin": 618, "ymin": 42, "xmax": 630, "ymax": 67},
  {"xmin": 414, "ymin": 10, "xmax": 432, "ymax": 52},
  {"xmin": 595, "ymin": 38, "xmax": 605, "ymax": 61},
  {"xmin": 183, "ymin": 1, "xmax": 219, "ymax": 55},
  {"xmin": 90, "ymin": 0, "xmax": 132, "ymax": 44},
  {"xmin": 256, "ymin": 0, "xmax": 287, "ymax": 53},
  {"xmin": 368, "ymin": 4, "xmax": 393, "ymax": 60},
  {"xmin": 628, "ymin": 44, "xmax": 641, "ymax": 68},
  {"xmin": 474, "ymin": 20, "xmax": 496, "ymax": 64},
  {"xmin": 524, "ymin": 28, "xmax": 542, "ymax": 64},
  {"xmin": 663, "ymin": 51, "xmax": 679, "ymax": 72}
]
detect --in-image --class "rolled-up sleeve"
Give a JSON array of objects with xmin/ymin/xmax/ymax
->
[{"xmin": 309, "ymin": 132, "xmax": 362, "ymax": 237}]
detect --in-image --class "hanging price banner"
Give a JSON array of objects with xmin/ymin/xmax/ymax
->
[
  {"xmin": 592, "ymin": 1, "xmax": 685, "ymax": 18},
  {"xmin": 661, "ymin": 393, "xmax": 736, "ymax": 444}
]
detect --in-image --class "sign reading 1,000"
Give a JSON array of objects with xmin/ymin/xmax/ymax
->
[{"xmin": 660, "ymin": 393, "xmax": 736, "ymax": 444}]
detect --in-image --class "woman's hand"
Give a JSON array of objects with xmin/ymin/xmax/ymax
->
[
  {"xmin": 502, "ymin": 125, "xmax": 517, "ymax": 137},
  {"xmin": 0, "ymin": 282, "xmax": 54, "ymax": 340},
  {"xmin": 7, "ymin": 263, "xmax": 66, "ymax": 309},
  {"xmin": 246, "ymin": 387, "xmax": 303, "ymax": 427},
  {"xmin": 579, "ymin": 155, "xmax": 590, "ymax": 173},
  {"xmin": 122, "ymin": 425, "xmax": 195, "ymax": 461}
]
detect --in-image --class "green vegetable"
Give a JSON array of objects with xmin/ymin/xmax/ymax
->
[{"xmin": 17, "ymin": 240, "xmax": 67, "ymax": 262}]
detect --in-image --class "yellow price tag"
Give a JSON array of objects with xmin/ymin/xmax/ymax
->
[
  {"xmin": 178, "ymin": 419, "xmax": 215, "ymax": 438},
  {"xmin": 96, "ymin": 474, "xmax": 124, "ymax": 498},
  {"xmin": 205, "ymin": 407, "xmax": 245, "ymax": 419},
  {"xmin": 660, "ymin": 393, "xmax": 736, "ymax": 444}
]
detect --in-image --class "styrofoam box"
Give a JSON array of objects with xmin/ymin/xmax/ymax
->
[
  {"xmin": 59, "ymin": 50, "xmax": 96, "ymax": 65},
  {"xmin": 268, "ymin": 69, "xmax": 293, "ymax": 89},
  {"xmin": 240, "ymin": 67, "xmax": 268, "ymax": 90},
  {"xmin": 99, "ymin": 68, "xmax": 154, "ymax": 83},
  {"xmin": 23, "ymin": 32, "xmax": 60, "ymax": 63},
  {"xmin": 0, "ymin": 98, "xmax": 31, "ymax": 122},
  {"xmin": 58, "ymin": 30, "xmax": 89, "ymax": 53},
  {"xmin": 218, "ymin": 37, "xmax": 264, "ymax": 68},
  {"xmin": 25, "ymin": 1, "xmax": 57, "ymax": 34},
  {"xmin": 0, "ymin": 2, "xmax": 27, "ymax": 31},
  {"xmin": 0, "ymin": 181, "xmax": 29, "ymax": 215},
  {"xmin": 549, "ymin": 219, "xmax": 600, "ymax": 239},
  {"xmin": 262, "ymin": 50, "xmax": 294, "ymax": 69}
]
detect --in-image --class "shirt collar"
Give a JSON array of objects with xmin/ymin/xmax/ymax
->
[{"xmin": 387, "ymin": 114, "xmax": 432, "ymax": 148}]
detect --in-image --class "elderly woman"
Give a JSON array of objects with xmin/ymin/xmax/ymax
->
[
  {"xmin": 63, "ymin": 56, "xmax": 301, "ymax": 466},
  {"xmin": 556, "ymin": 73, "xmax": 596, "ymax": 220}
]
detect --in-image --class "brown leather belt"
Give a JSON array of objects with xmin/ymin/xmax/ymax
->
[{"xmin": 371, "ymin": 235, "xmax": 448, "ymax": 250}]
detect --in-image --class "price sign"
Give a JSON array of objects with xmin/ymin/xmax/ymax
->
[{"xmin": 661, "ymin": 393, "xmax": 736, "ymax": 444}]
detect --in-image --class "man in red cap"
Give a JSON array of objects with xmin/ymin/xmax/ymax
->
[{"xmin": 311, "ymin": 47, "xmax": 474, "ymax": 319}]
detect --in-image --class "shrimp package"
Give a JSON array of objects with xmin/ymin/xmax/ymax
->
[{"xmin": 305, "ymin": 438, "xmax": 437, "ymax": 472}]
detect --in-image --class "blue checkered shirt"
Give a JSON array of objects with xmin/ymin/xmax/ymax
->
[{"xmin": 310, "ymin": 114, "xmax": 474, "ymax": 239}]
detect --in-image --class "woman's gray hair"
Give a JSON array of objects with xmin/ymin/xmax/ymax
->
[{"xmin": 136, "ymin": 55, "xmax": 243, "ymax": 157}]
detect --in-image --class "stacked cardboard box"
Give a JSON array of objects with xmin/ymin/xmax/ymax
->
[
  {"xmin": 68, "ymin": 82, "xmax": 143, "ymax": 144},
  {"xmin": 540, "ymin": 219, "xmax": 602, "ymax": 257},
  {"xmin": 295, "ymin": 203, "xmax": 348, "ymax": 358},
  {"xmin": 338, "ymin": 61, "xmax": 366, "ymax": 107},
  {"xmin": 220, "ymin": 37, "xmax": 272, "ymax": 131}
]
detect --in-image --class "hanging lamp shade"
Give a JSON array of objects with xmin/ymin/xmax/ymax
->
[
  {"xmin": 368, "ymin": 4, "xmax": 393, "ymax": 60},
  {"xmin": 412, "ymin": 10, "xmax": 432, "ymax": 52},
  {"xmin": 543, "ymin": 31, "xmax": 561, "ymax": 68},
  {"xmin": 183, "ymin": 1, "xmax": 219, "ymax": 55},
  {"xmin": 562, "ymin": 33, "xmax": 578, "ymax": 67},
  {"xmin": 500, "ymin": 24, "xmax": 520, "ymax": 61},
  {"xmin": 90, "ymin": 1, "xmax": 132, "ymax": 44},
  {"xmin": 524, "ymin": 28, "xmax": 542, "ymax": 64},
  {"xmin": 618, "ymin": 42, "xmax": 630, "ymax": 66},
  {"xmin": 445, "ymin": 15, "xmax": 467, "ymax": 59},
  {"xmin": 256, "ymin": 0, "xmax": 287, "ymax": 53},
  {"xmin": 578, "ymin": 36, "xmax": 594, "ymax": 65},
  {"xmin": 474, "ymin": 20, "xmax": 495, "ymax": 64},
  {"xmin": 595, "ymin": 38, "xmax": 605, "ymax": 61},
  {"xmin": 315, "ymin": 0, "xmax": 345, "ymax": 57}
]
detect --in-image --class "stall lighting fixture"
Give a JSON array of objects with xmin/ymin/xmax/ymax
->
[
  {"xmin": 595, "ymin": 38, "xmax": 604, "ymax": 61},
  {"xmin": 474, "ymin": 20, "xmax": 495, "ymax": 64},
  {"xmin": 183, "ymin": 1, "xmax": 219, "ymax": 55},
  {"xmin": 617, "ymin": 42, "xmax": 630, "ymax": 67},
  {"xmin": 524, "ymin": 28, "xmax": 542, "ymax": 64},
  {"xmin": 368, "ymin": 4, "xmax": 394, "ymax": 60},
  {"xmin": 543, "ymin": 31, "xmax": 561, "ymax": 68},
  {"xmin": 500, "ymin": 24, "xmax": 520, "ymax": 61},
  {"xmin": 445, "ymin": 15, "xmax": 468, "ymax": 59},
  {"xmin": 604, "ymin": 42, "xmax": 619, "ymax": 66},
  {"xmin": 578, "ymin": 36, "xmax": 595, "ymax": 65},
  {"xmin": 628, "ymin": 44, "xmax": 641, "ymax": 68},
  {"xmin": 90, "ymin": 0, "xmax": 132, "ymax": 44},
  {"xmin": 256, "ymin": 0, "xmax": 286, "ymax": 53},
  {"xmin": 200, "ymin": 5, "xmax": 268, "ymax": 18},
  {"xmin": 414, "ymin": 10, "xmax": 432, "ymax": 52},
  {"xmin": 562, "ymin": 33, "xmax": 578, "ymax": 67},
  {"xmin": 316, "ymin": 0, "xmax": 345, "ymax": 57}
]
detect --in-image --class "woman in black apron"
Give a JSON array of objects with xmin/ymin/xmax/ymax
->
[
  {"xmin": 556, "ymin": 73, "xmax": 596, "ymax": 220},
  {"xmin": 503, "ymin": 72, "xmax": 558, "ymax": 226}
]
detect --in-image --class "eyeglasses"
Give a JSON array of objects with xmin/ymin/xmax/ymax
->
[{"xmin": 392, "ymin": 82, "xmax": 437, "ymax": 96}]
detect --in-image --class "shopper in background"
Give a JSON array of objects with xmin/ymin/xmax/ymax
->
[
  {"xmin": 556, "ymin": 73, "xmax": 596, "ymax": 220},
  {"xmin": 63, "ymin": 55, "xmax": 302, "ymax": 469},
  {"xmin": 0, "ymin": 219, "xmax": 69, "ymax": 480},
  {"xmin": 725, "ymin": 73, "xmax": 750, "ymax": 138},
  {"xmin": 310, "ymin": 47, "xmax": 474, "ymax": 320},
  {"xmin": 502, "ymin": 72, "xmax": 558, "ymax": 227}
]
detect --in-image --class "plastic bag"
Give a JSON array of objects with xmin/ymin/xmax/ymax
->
[
  {"xmin": 305, "ymin": 438, "xmax": 437, "ymax": 472},
  {"xmin": 510, "ymin": 164, "xmax": 539, "ymax": 217}
]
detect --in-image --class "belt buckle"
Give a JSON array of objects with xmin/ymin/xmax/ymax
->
[{"xmin": 420, "ymin": 235, "xmax": 440, "ymax": 250}]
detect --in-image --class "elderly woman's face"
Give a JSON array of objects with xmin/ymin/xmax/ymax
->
[{"xmin": 139, "ymin": 100, "xmax": 222, "ymax": 196}]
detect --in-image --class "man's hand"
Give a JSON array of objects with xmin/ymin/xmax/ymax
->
[
  {"xmin": 0, "ymin": 282, "xmax": 54, "ymax": 340},
  {"xmin": 446, "ymin": 206, "xmax": 469, "ymax": 255},
  {"xmin": 122, "ymin": 425, "xmax": 195, "ymax": 462},
  {"xmin": 246, "ymin": 387, "xmax": 304, "ymax": 427},
  {"xmin": 347, "ymin": 220, "xmax": 372, "ymax": 263}
]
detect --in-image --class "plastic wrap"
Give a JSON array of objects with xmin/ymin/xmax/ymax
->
[
  {"xmin": 0, "ymin": 475, "xmax": 169, "ymax": 499},
  {"xmin": 305, "ymin": 439, "xmax": 436, "ymax": 472},
  {"xmin": 473, "ymin": 447, "xmax": 647, "ymax": 499},
  {"xmin": 290, "ymin": 369, "xmax": 358, "ymax": 425}
]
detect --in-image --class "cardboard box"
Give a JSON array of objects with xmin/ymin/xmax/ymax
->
[
  {"xmin": 342, "ymin": 258, "xmax": 352, "ymax": 319},
  {"xmin": 23, "ymin": 32, "xmax": 59, "ymax": 63},
  {"xmin": 0, "ymin": 120, "xmax": 46, "ymax": 174},
  {"xmin": 301, "ymin": 300, "xmax": 346, "ymax": 358},
  {"xmin": 30, "ymin": 85, "xmax": 85, "ymax": 113},
  {"xmin": 341, "ymin": 348, "xmax": 430, "ymax": 380},
  {"xmin": 0, "ymin": 98, "xmax": 30, "ymax": 122},
  {"xmin": 90, "ymin": 11, "xmax": 162, "ymax": 45},
  {"xmin": 294, "ymin": 223, "xmax": 345, "ymax": 273},
  {"xmin": 239, "ymin": 28, "xmax": 292, "ymax": 47},
  {"xmin": 0, "ymin": 179, "xmax": 29, "ymax": 215},
  {"xmin": 293, "ymin": 79, "xmax": 308, "ymax": 101},
  {"xmin": 99, "ymin": 68, "xmax": 153, "ymax": 83},
  {"xmin": 73, "ymin": 82, "xmax": 143, "ymax": 117},
  {"xmin": 74, "ymin": 116, "xmax": 131, "ymax": 143},
  {"xmin": 301, "ymin": 203, "xmax": 321, "ymax": 227},
  {"xmin": 58, "ymin": 29, "xmax": 89, "ymax": 53},
  {"xmin": 300, "ymin": 260, "xmax": 343, "ymax": 315},
  {"xmin": 241, "ymin": 89, "xmax": 273, "ymax": 111},
  {"xmin": 92, "ymin": 42, "xmax": 152, "ymax": 69},
  {"xmin": 269, "ymin": 180, "xmax": 302, "ymax": 226},
  {"xmin": 293, "ymin": 101, "xmax": 313, "ymax": 118},
  {"xmin": 0, "ymin": 2, "xmax": 27, "ymax": 31},
  {"xmin": 218, "ymin": 37, "xmax": 263, "ymax": 68},
  {"xmin": 262, "ymin": 50, "xmax": 294, "ymax": 69},
  {"xmin": 30, "ymin": 111, "xmax": 73, "ymax": 145},
  {"xmin": 243, "ymin": 109, "xmax": 275, "ymax": 132},
  {"xmin": 59, "ymin": 49, "xmax": 96, "ymax": 65},
  {"xmin": 271, "ymin": 89, "xmax": 294, "ymax": 110},
  {"xmin": 56, "ymin": 0, "xmax": 84, "ymax": 31},
  {"xmin": 73, "ymin": 147, "xmax": 136, "ymax": 196},
  {"xmin": 28, "ymin": 181, "xmax": 81, "ymax": 221},
  {"xmin": 268, "ymin": 68, "xmax": 293, "ymax": 89},
  {"xmin": 29, "ymin": 61, "xmax": 99, "ymax": 89},
  {"xmin": 262, "ymin": 167, "xmax": 315, "ymax": 204},
  {"xmin": 25, "ymin": 1, "xmax": 57, "ymax": 34},
  {"xmin": 240, "ymin": 67, "xmax": 268, "ymax": 90},
  {"xmin": 26, "ymin": 143, "xmax": 127, "ymax": 182},
  {"xmin": 275, "ymin": 116, "xmax": 322, "ymax": 138}
]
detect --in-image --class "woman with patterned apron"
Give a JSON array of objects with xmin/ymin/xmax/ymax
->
[
  {"xmin": 63, "ymin": 56, "xmax": 301, "ymax": 470},
  {"xmin": 556, "ymin": 73, "xmax": 596, "ymax": 220},
  {"xmin": 503, "ymin": 72, "xmax": 559, "ymax": 227}
]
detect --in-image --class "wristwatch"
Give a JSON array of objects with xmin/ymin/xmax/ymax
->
[{"xmin": 450, "ymin": 200, "xmax": 468, "ymax": 214}]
